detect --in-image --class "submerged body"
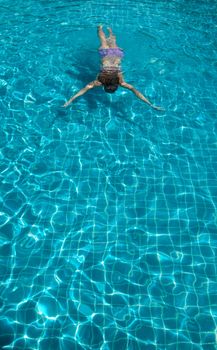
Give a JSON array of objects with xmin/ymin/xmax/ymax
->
[{"xmin": 63, "ymin": 26, "xmax": 163, "ymax": 110}]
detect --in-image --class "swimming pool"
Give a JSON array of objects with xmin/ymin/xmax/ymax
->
[{"xmin": 0, "ymin": 0, "xmax": 217, "ymax": 349}]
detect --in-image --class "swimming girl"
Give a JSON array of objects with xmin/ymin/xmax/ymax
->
[{"xmin": 63, "ymin": 25, "xmax": 163, "ymax": 110}]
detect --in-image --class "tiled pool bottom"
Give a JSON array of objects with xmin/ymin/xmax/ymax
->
[
  {"xmin": 1, "ymin": 117, "xmax": 217, "ymax": 349},
  {"xmin": 1, "ymin": 0, "xmax": 217, "ymax": 349}
]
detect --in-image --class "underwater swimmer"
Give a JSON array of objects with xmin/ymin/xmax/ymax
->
[{"xmin": 63, "ymin": 25, "xmax": 163, "ymax": 110}]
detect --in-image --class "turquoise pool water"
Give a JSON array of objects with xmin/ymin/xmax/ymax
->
[{"xmin": 0, "ymin": 0, "xmax": 217, "ymax": 349}]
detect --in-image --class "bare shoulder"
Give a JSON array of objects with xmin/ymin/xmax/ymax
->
[
  {"xmin": 94, "ymin": 79, "xmax": 102, "ymax": 86},
  {"xmin": 86, "ymin": 80, "xmax": 102, "ymax": 88},
  {"xmin": 120, "ymin": 81, "xmax": 133, "ymax": 89},
  {"xmin": 118, "ymin": 72, "xmax": 124, "ymax": 84}
]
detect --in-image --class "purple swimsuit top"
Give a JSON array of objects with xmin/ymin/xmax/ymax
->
[{"xmin": 99, "ymin": 47, "xmax": 124, "ymax": 58}]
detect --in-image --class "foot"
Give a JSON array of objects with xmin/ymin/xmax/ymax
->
[{"xmin": 107, "ymin": 27, "xmax": 113, "ymax": 35}]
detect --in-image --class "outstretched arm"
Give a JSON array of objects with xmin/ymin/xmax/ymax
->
[
  {"xmin": 63, "ymin": 80, "xmax": 102, "ymax": 107},
  {"xmin": 120, "ymin": 81, "xmax": 163, "ymax": 110}
]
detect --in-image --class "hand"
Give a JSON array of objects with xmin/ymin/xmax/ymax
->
[
  {"xmin": 62, "ymin": 99, "xmax": 74, "ymax": 108},
  {"xmin": 152, "ymin": 105, "xmax": 165, "ymax": 111}
]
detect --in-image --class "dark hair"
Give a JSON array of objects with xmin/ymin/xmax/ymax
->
[{"xmin": 98, "ymin": 71, "xmax": 119, "ymax": 93}]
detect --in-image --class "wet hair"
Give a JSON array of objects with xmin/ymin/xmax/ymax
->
[{"xmin": 98, "ymin": 71, "xmax": 119, "ymax": 93}]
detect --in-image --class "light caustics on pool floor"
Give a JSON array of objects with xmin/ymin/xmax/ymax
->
[{"xmin": 0, "ymin": 0, "xmax": 217, "ymax": 349}]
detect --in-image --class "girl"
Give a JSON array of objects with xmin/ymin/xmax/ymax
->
[{"xmin": 63, "ymin": 25, "xmax": 163, "ymax": 110}]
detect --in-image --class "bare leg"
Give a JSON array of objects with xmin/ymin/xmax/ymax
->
[
  {"xmin": 107, "ymin": 27, "xmax": 118, "ymax": 48},
  {"xmin": 98, "ymin": 25, "xmax": 109, "ymax": 49}
]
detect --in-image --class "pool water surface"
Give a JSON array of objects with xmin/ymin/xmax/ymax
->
[{"xmin": 0, "ymin": 0, "xmax": 217, "ymax": 349}]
